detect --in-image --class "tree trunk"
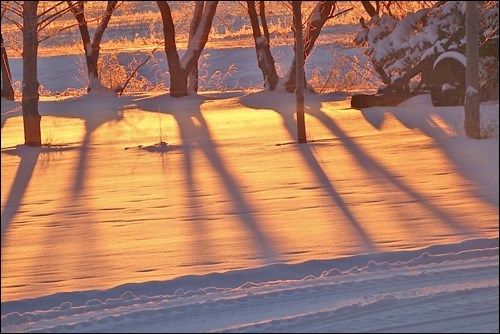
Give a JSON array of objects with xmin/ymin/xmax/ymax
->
[
  {"xmin": 158, "ymin": 1, "xmax": 218, "ymax": 97},
  {"xmin": 89, "ymin": 0, "xmax": 117, "ymax": 90},
  {"xmin": 187, "ymin": 2, "xmax": 204, "ymax": 93},
  {"xmin": 22, "ymin": 1, "xmax": 41, "ymax": 146},
  {"xmin": 157, "ymin": 1, "xmax": 184, "ymax": 97},
  {"xmin": 1, "ymin": 30, "xmax": 15, "ymax": 100},
  {"xmin": 361, "ymin": 1, "xmax": 378, "ymax": 17},
  {"xmin": 293, "ymin": 2, "xmax": 307, "ymax": 143},
  {"xmin": 170, "ymin": 69, "xmax": 189, "ymax": 97},
  {"xmin": 67, "ymin": 1, "xmax": 95, "ymax": 89},
  {"xmin": 464, "ymin": 1, "xmax": 481, "ymax": 139},
  {"xmin": 259, "ymin": 1, "xmax": 270, "ymax": 42},
  {"xmin": 285, "ymin": 1, "xmax": 336, "ymax": 92},
  {"xmin": 181, "ymin": 2, "xmax": 218, "ymax": 81},
  {"xmin": 247, "ymin": 1, "xmax": 278, "ymax": 90},
  {"xmin": 68, "ymin": 0, "xmax": 117, "ymax": 91}
]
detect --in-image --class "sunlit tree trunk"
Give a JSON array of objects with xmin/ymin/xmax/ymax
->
[
  {"xmin": 22, "ymin": 1, "xmax": 41, "ymax": 146},
  {"xmin": 157, "ymin": 1, "xmax": 218, "ymax": 97},
  {"xmin": 464, "ymin": 1, "xmax": 480, "ymax": 139},
  {"xmin": 187, "ymin": 1, "xmax": 204, "ymax": 93},
  {"xmin": 67, "ymin": 0, "xmax": 117, "ymax": 92},
  {"xmin": 285, "ymin": 1, "xmax": 336, "ymax": 92},
  {"xmin": 1, "ymin": 29, "xmax": 15, "ymax": 100},
  {"xmin": 293, "ymin": 2, "xmax": 307, "ymax": 143},
  {"xmin": 247, "ymin": 1, "xmax": 278, "ymax": 90}
]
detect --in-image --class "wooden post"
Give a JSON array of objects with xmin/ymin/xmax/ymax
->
[{"xmin": 293, "ymin": 1, "xmax": 307, "ymax": 143}]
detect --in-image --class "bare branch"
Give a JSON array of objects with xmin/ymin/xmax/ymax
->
[
  {"xmin": 259, "ymin": 1, "xmax": 270, "ymax": 42},
  {"xmin": 117, "ymin": 42, "xmax": 164, "ymax": 96},
  {"xmin": 329, "ymin": 6, "xmax": 353, "ymax": 19},
  {"xmin": 91, "ymin": 1, "xmax": 118, "ymax": 49}
]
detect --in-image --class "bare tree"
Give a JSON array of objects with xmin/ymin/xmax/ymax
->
[
  {"xmin": 3, "ymin": 1, "xmax": 79, "ymax": 145},
  {"xmin": 22, "ymin": 1, "xmax": 41, "ymax": 146},
  {"xmin": 157, "ymin": 1, "xmax": 218, "ymax": 97},
  {"xmin": 284, "ymin": 1, "xmax": 336, "ymax": 92},
  {"xmin": 187, "ymin": 1, "xmax": 203, "ymax": 93},
  {"xmin": 247, "ymin": 1, "xmax": 278, "ymax": 90},
  {"xmin": 464, "ymin": 1, "xmax": 480, "ymax": 138},
  {"xmin": 66, "ymin": 1, "xmax": 118, "ymax": 92},
  {"xmin": 247, "ymin": 1, "xmax": 337, "ymax": 92}
]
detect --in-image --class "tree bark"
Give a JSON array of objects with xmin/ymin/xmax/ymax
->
[
  {"xmin": 247, "ymin": 1, "xmax": 278, "ymax": 90},
  {"xmin": 187, "ymin": 1, "xmax": 204, "ymax": 93},
  {"xmin": 1, "ymin": 29, "xmax": 15, "ymax": 100},
  {"xmin": 67, "ymin": 2, "xmax": 94, "ymax": 86},
  {"xmin": 259, "ymin": 1, "xmax": 270, "ymax": 42},
  {"xmin": 22, "ymin": 1, "xmax": 41, "ymax": 146},
  {"xmin": 464, "ymin": 1, "xmax": 481, "ymax": 139},
  {"xmin": 285, "ymin": 1, "xmax": 336, "ymax": 92},
  {"xmin": 158, "ymin": 1, "xmax": 218, "ymax": 97},
  {"xmin": 90, "ymin": 0, "xmax": 117, "ymax": 88},
  {"xmin": 157, "ymin": 1, "xmax": 185, "ymax": 97},
  {"xmin": 181, "ymin": 2, "xmax": 217, "ymax": 78},
  {"xmin": 361, "ymin": 1, "xmax": 378, "ymax": 17},
  {"xmin": 67, "ymin": 0, "xmax": 117, "ymax": 91},
  {"xmin": 293, "ymin": 2, "xmax": 307, "ymax": 143}
]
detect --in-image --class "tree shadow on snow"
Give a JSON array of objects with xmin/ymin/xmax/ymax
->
[
  {"xmin": 1, "ymin": 93, "xmax": 127, "ymax": 288},
  {"xmin": 356, "ymin": 95, "xmax": 499, "ymax": 208},
  {"xmin": 134, "ymin": 93, "xmax": 279, "ymax": 265},
  {"xmin": 241, "ymin": 91, "xmax": 378, "ymax": 253},
  {"xmin": 241, "ymin": 90, "xmax": 477, "ymax": 248},
  {"xmin": 38, "ymin": 93, "xmax": 129, "ymax": 195},
  {"xmin": 36, "ymin": 93, "xmax": 127, "ymax": 277},
  {"xmin": 1, "ymin": 146, "xmax": 41, "ymax": 238}
]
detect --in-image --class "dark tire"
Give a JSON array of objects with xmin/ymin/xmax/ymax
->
[{"xmin": 430, "ymin": 58, "xmax": 466, "ymax": 106}]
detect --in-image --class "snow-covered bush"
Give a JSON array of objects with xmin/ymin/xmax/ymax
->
[{"xmin": 355, "ymin": 1, "xmax": 499, "ymax": 89}]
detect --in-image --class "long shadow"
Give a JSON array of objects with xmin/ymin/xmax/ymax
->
[
  {"xmin": 358, "ymin": 99, "xmax": 499, "ymax": 207},
  {"xmin": 39, "ymin": 93, "xmax": 127, "ymax": 195},
  {"xmin": 1, "ymin": 98, "xmax": 22, "ymax": 130},
  {"xmin": 28, "ymin": 93, "xmax": 127, "ymax": 299},
  {"xmin": 1, "ymin": 147, "xmax": 40, "ymax": 238},
  {"xmin": 1, "ymin": 94, "xmax": 127, "ymax": 238},
  {"xmin": 135, "ymin": 94, "xmax": 278, "ymax": 263},
  {"xmin": 309, "ymin": 101, "xmax": 475, "ymax": 235},
  {"xmin": 241, "ymin": 92, "xmax": 377, "ymax": 253},
  {"xmin": 243, "ymin": 91, "xmax": 478, "ymax": 243},
  {"xmin": 2, "ymin": 93, "xmax": 126, "ymax": 302},
  {"xmin": 176, "ymin": 107, "xmax": 216, "ymax": 264}
]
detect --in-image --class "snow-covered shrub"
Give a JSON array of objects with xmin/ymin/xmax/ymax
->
[{"xmin": 355, "ymin": 1, "xmax": 499, "ymax": 89}]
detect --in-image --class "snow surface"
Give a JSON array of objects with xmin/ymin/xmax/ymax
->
[
  {"xmin": 1, "ymin": 237, "xmax": 498, "ymax": 333},
  {"xmin": 1, "ymin": 37, "xmax": 499, "ymax": 332}
]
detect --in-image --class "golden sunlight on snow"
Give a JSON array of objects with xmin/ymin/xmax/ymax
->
[{"xmin": 1, "ymin": 95, "xmax": 498, "ymax": 301}]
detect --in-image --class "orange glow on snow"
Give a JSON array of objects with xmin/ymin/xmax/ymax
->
[{"xmin": 1, "ymin": 96, "xmax": 498, "ymax": 301}]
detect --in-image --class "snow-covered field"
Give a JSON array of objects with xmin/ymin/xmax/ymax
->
[
  {"xmin": 1, "ymin": 22, "xmax": 499, "ymax": 333},
  {"xmin": 1, "ymin": 237, "xmax": 498, "ymax": 333}
]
